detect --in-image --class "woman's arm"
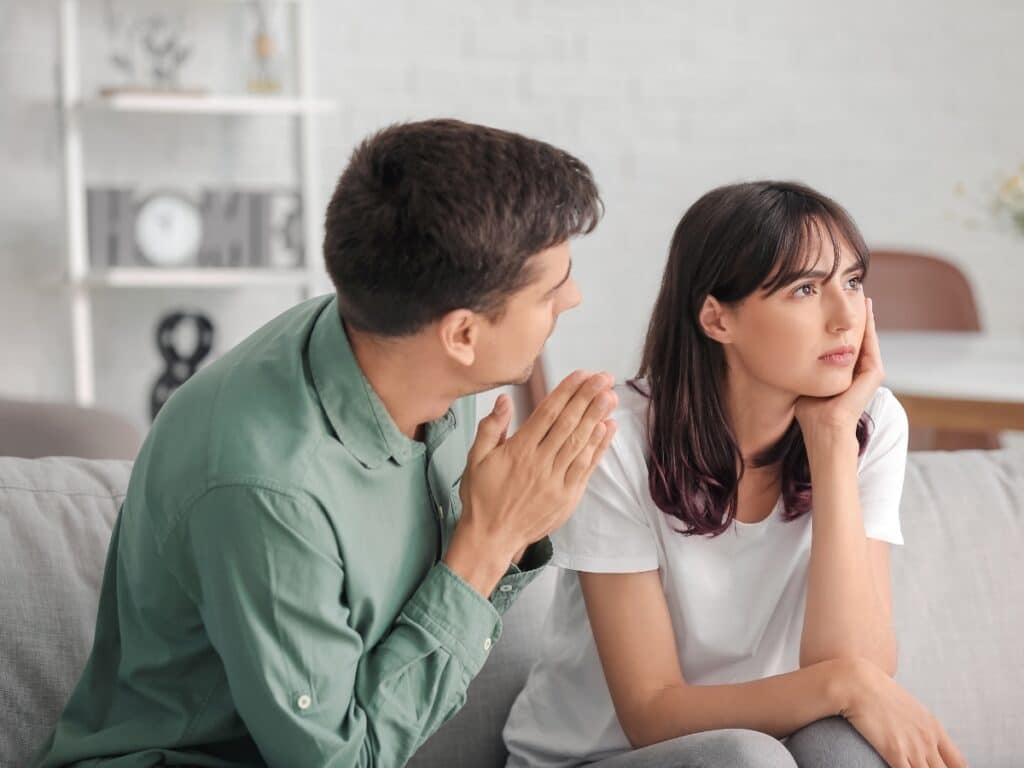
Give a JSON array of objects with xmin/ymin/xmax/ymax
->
[
  {"xmin": 580, "ymin": 569, "xmax": 847, "ymax": 746},
  {"xmin": 795, "ymin": 296, "xmax": 898, "ymax": 673},
  {"xmin": 799, "ymin": 440, "xmax": 898, "ymax": 673},
  {"xmin": 578, "ymin": 569, "xmax": 964, "ymax": 767}
]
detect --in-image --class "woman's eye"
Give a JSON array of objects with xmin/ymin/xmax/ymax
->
[
  {"xmin": 846, "ymin": 275, "xmax": 864, "ymax": 290},
  {"xmin": 793, "ymin": 283, "xmax": 816, "ymax": 297}
]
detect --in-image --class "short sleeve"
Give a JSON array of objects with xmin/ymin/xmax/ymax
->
[
  {"xmin": 551, "ymin": 409, "xmax": 660, "ymax": 573},
  {"xmin": 857, "ymin": 387, "xmax": 909, "ymax": 545}
]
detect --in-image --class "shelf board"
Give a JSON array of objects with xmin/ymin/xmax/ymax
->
[
  {"xmin": 121, "ymin": 0, "xmax": 308, "ymax": 4},
  {"xmin": 80, "ymin": 93, "xmax": 337, "ymax": 116},
  {"xmin": 79, "ymin": 267, "xmax": 312, "ymax": 288}
]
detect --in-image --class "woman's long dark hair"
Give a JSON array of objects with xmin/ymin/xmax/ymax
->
[{"xmin": 634, "ymin": 181, "xmax": 872, "ymax": 536}]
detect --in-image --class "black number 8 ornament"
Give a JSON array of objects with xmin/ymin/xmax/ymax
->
[{"xmin": 150, "ymin": 310, "xmax": 214, "ymax": 421}]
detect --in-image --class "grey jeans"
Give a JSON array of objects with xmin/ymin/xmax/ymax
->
[{"xmin": 586, "ymin": 717, "xmax": 886, "ymax": 768}]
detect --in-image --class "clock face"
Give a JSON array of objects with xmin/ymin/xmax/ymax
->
[{"xmin": 134, "ymin": 192, "xmax": 202, "ymax": 267}]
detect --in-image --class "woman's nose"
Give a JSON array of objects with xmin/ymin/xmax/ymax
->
[{"xmin": 827, "ymin": 291, "xmax": 858, "ymax": 333}]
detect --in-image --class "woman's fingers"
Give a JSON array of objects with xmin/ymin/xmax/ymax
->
[
  {"xmin": 937, "ymin": 728, "xmax": 967, "ymax": 768},
  {"xmin": 859, "ymin": 296, "xmax": 884, "ymax": 374}
]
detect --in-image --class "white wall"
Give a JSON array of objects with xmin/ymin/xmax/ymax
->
[{"xmin": 2, "ymin": 0, "xmax": 1022, "ymax": 432}]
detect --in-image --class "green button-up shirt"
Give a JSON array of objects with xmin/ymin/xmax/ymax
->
[{"xmin": 35, "ymin": 295, "xmax": 551, "ymax": 768}]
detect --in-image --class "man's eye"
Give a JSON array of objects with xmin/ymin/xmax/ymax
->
[{"xmin": 793, "ymin": 284, "xmax": 816, "ymax": 297}]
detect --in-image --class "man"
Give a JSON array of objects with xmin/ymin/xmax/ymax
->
[{"xmin": 35, "ymin": 119, "xmax": 617, "ymax": 767}]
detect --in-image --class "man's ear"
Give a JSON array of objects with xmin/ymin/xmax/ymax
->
[
  {"xmin": 698, "ymin": 295, "xmax": 733, "ymax": 344},
  {"xmin": 437, "ymin": 309, "xmax": 479, "ymax": 367}
]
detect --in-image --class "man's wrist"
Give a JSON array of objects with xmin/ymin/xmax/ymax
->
[{"xmin": 443, "ymin": 524, "xmax": 514, "ymax": 598}]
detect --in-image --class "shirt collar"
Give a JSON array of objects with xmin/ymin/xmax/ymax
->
[{"xmin": 307, "ymin": 297, "xmax": 456, "ymax": 469}]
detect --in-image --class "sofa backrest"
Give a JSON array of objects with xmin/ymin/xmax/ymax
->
[
  {"xmin": 1, "ymin": 451, "xmax": 1021, "ymax": 768},
  {"xmin": 0, "ymin": 399, "xmax": 141, "ymax": 460},
  {"xmin": 0, "ymin": 457, "xmax": 132, "ymax": 768},
  {"xmin": 889, "ymin": 450, "xmax": 1023, "ymax": 766}
]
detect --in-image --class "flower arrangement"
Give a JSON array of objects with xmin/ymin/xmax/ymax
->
[
  {"xmin": 995, "ymin": 166, "xmax": 1024, "ymax": 236},
  {"xmin": 953, "ymin": 163, "xmax": 1024, "ymax": 238}
]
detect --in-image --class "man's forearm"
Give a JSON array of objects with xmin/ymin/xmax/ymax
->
[{"xmin": 345, "ymin": 562, "xmax": 503, "ymax": 767}]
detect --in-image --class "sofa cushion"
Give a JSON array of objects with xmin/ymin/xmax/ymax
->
[
  {"xmin": 891, "ymin": 449, "xmax": 1023, "ymax": 767},
  {"xmin": 0, "ymin": 457, "xmax": 131, "ymax": 768}
]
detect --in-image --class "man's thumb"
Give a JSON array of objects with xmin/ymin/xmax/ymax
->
[{"xmin": 468, "ymin": 395, "xmax": 514, "ymax": 464}]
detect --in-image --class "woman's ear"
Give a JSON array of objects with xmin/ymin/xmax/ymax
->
[
  {"xmin": 437, "ymin": 309, "xmax": 478, "ymax": 367},
  {"xmin": 698, "ymin": 295, "xmax": 733, "ymax": 344}
]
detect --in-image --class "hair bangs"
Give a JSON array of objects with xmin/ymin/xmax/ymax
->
[{"xmin": 761, "ymin": 206, "xmax": 868, "ymax": 296}]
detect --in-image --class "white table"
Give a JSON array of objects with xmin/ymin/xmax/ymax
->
[{"xmin": 878, "ymin": 332, "xmax": 1024, "ymax": 432}]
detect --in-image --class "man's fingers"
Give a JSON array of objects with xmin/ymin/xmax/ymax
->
[
  {"xmin": 513, "ymin": 370, "xmax": 592, "ymax": 445},
  {"xmin": 467, "ymin": 395, "xmax": 514, "ymax": 466},
  {"xmin": 565, "ymin": 419, "xmax": 616, "ymax": 489},
  {"xmin": 539, "ymin": 373, "xmax": 615, "ymax": 457},
  {"xmin": 551, "ymin": 387, "xmax": 617, "ymax": 471},
  {"xmin": 592, "ymin": 420, "xmax": 617, "ymax": 469}
]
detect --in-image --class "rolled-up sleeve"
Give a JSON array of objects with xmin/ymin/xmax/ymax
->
[
  {"xmin": 488, "ymin": 536, "xmax": 553, "ymax": 613},
  {"xmin": 183, "ymin": 484, "xmax": 502, "ymax": 768}
]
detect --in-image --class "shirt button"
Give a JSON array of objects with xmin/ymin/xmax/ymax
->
[
  {"xmin": 296, "ymin": 694, "xmax": 312, "ymax": 710},
  {"xmin": 436, "ymin": 504, "xmax": 444, "ymax": 520},
  {"xmin": 499, "ymin": 584, "xmax": 513, "ymax": 593},
  {"xmin": 483, "ymin": 637, "xmax": 493, "ymax": 652}
]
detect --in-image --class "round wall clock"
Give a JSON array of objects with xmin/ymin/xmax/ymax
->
[{"xmin": 134, "ymin": 191, "xmax": 202, "ymax": 267}]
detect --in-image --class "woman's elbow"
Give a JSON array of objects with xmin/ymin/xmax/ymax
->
[
  {"xmin": 616, "ymin": 688, "xmax": 693, "ymax": 749},
  {"xmin": 620, "ymin": 718, "xmax": 663, "ymax": 750}
]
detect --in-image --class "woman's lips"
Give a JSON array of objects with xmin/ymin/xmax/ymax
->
[{"xmin": 818, "ymin": 347, "xmax": 856, "ymax": 366}]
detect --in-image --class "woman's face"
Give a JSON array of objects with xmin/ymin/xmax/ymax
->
[{"xmin": 720, "ymin": 237, "xmax": 867, "ymax": 399}]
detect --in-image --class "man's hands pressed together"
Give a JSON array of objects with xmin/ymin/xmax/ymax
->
[{"xmin": 444, "ymin": 371, "xmax": 618, "ymax": 597}]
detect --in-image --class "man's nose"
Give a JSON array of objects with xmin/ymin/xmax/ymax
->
[{"xmin": 558, "ymin": 278, "xmax": 582, "ymax": 313}]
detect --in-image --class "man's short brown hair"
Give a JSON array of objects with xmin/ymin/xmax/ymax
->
[{"xmin": 323, "ymin": 119, "xmax": 602, "ymax": 336}]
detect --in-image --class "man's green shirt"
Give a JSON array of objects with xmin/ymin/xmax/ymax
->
[{"xmin": 35, "ymin": 295, "xmax": 551, "ymax": 767}]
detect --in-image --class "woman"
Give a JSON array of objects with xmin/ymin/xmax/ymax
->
[{"xmin": 503, "ymin": 181, "xmax": 964, "ymax": 768}]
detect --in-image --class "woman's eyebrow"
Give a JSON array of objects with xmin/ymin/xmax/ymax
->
[{"xmin": 795, "ymin": 263, "xmax": 864, "ymax": 281}]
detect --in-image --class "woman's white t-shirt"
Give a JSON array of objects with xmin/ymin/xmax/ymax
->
[{"xmin": 503, "ymin": 383, "xmax": 908, "ymax": 768}]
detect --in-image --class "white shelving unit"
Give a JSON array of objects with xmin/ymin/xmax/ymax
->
[
  {"xmin": 80, "ymin": 92, "xmax": 336, "ymax": 115},
  {"xmin": 57, "ymin": 0, "xmax": 335, "ymax": 406},
  {"xmin": 81, "ymin": 267, "xmax": 315, "ymax": 288}
]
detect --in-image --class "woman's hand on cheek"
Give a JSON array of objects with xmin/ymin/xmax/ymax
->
[{"xmin": 795, "ymin": 296, "xmax": 885, "ymax": 449}]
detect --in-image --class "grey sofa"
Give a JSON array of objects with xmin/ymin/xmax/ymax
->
[{"xmin": 1, "ymin": 450, "xmax": 1022, "ymax": 767}]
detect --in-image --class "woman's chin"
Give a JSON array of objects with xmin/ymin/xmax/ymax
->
[{"xmin": 802, "ymin": 375, "xmax": 854, "ymax": 399}]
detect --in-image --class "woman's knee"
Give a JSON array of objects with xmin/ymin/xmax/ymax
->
[
  {"xmin": 693, "ymin": 729, "xmax": 798, "ymax": 768},
  {"xmin": 785, "ymin": 717, "xmax": 887, "ymax": 768}
]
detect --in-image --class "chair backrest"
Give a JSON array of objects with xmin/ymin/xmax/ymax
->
[
  {"xmin": 0, "ymin": 398, "xmax": 142, "ymax": 460},
  {"xmin": 867, "ymin": 251, "xmax": 997, "ymax": 450},
  {"xmin": 867, "ymin": 250, "xmax": 982, "ymax": 331}
]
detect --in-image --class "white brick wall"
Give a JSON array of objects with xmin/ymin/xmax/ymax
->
[{"xmin": 1, "ymin": 0, "xmax": 1022, "ymax": 437}]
